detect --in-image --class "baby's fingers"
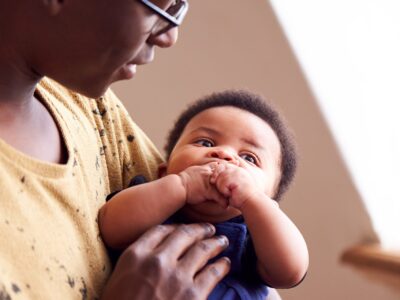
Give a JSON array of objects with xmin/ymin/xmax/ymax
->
[
  {"xmin": 210, "ymin": 163, "xmax": 226, "ymax": 184},
  {"xmin": 215, "ymin": 174, "xmax": 237, "ymax": 199}
]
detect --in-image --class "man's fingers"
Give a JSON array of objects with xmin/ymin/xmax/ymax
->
[
  {"xmin": 178, "ymin": 235, "xmax": 229, "ymax": 274},
  {"xmin": 155, "ymin": 223, "xmax": 216, "ymax": 260},
  {"xmin": 130, "ymin": 224, "xmax": 177, "ymax": 252},
  {"xmin": 113, "ymin": 224, "xmax": 229, "ymax": 300},
  {"xmin": 194, "ymin": 257, "xmax": 231, "ymax": 298}
]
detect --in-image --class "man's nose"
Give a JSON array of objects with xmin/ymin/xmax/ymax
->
[{"xmin": 147, "ymin": 26, "xmax": 179, "ymax": 48}]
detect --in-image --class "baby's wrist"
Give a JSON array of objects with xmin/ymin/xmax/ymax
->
[
  {"xmin": 233, "ymin": 196, "xmax": 252, "ymax": 212},
  {"xmin": 177, "ymin": 172, "xmax": 189, "ymax": 201},
  {"xmin": 240, "ymin": 190, "xmax": 270, "ymax": 213},
  {"xmin": 158, "ymin": 173, "xmax": 188, "ymax": 207}
]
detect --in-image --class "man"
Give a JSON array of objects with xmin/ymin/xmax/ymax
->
[{"xmin": 0, "ymin": 1, "xmax": 280, "ymax": 299}]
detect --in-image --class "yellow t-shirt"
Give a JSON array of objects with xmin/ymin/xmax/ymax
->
[{"xmin": 0, "ymin": 78, "xmax": 162, "ymax": 299}]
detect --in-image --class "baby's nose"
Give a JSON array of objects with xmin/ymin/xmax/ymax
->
[{"xmin": 209, "ymin": 149, "xmax": 239, "ymax": 165}]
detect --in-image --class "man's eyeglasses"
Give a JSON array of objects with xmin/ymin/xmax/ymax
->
[{"xmin": 139, "ymin": 0, "xmax": 189, "ymax": 35}]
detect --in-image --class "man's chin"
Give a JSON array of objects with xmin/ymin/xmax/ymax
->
[{"xmin": 66, "ymin": 82, "xmax": 109, "ymax": 99}]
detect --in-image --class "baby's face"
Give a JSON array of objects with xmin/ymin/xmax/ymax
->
[{"xmin": 166, "ymin": 106, "xmax": 282, "ymax": 223}]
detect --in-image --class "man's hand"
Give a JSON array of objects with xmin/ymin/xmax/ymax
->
[{"xmin": 101, "ymin": 223, "xmax": 231, "ymax": 300}]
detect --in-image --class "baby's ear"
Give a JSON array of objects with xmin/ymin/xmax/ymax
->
[{"xmin": 158, "ymin": 163, "xmax": 168, "ymax": 178}]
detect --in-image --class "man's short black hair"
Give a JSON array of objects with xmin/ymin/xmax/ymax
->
[{"xmin": 164, "ymin": 90, "xmax": 297, "ymax": 201}]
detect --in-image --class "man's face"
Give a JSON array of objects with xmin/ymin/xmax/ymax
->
[
  {"xmin": 38, "ymin": 0, "xmax": 180, "ymax": 97},
  {"xmin": 166, "ymin": 106, "xmax": 282, "ymax": 223}
]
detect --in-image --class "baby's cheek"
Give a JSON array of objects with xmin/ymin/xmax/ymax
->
[{"xmin": 251, "ymin": 170, "xmax": 271, "ymax": 193}]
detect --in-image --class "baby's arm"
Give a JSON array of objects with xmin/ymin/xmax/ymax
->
[
  {"xmin": 99, "ymin": 162, "xmax": 226, "ymax": 249},
  {"xmin": 211, "ymin": 163, "xmax": 309, "ymax": 288}
]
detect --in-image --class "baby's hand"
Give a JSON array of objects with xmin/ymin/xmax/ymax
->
[
  {"xmin": 178, "ymin": 163, "xmax": 228, "ymax": 208},
  {"xmin": 210, "ymin": 163, "xmax": 258, "ymax": 209}
]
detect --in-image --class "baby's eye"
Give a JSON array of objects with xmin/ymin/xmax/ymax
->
[
  {"xmin": 240, "ymin": 153, "xmax": 258, "ymax": 165},
  {"xmin": 194, "ymin": 139, "xmax": 214, "ymax": 147}
]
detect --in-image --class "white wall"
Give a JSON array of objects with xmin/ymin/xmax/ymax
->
[
  {"xmin": 112, "ymin": 1, "xmax": 400, "ymax": 299},
  {"xmin": 270, "ymin": 0, "xmax": 400, "ymax": 249}
]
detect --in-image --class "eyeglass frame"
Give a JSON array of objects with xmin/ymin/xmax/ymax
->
[{"xmin": 139, "ymin": 0, "xmax": 189, "ymax": 28}]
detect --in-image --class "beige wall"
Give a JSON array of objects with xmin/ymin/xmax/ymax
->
[{"xmin": 112, "ymin": 1, "xmax": 399, "ymax": 299}]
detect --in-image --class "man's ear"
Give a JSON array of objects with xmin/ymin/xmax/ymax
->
[
  {"xmin": 42, "ymin": 0, "xmax": 65, "ymax": 16},
  {"xmin": 158, "ymin": 163, "xmax": 168, "ymax": 178}
]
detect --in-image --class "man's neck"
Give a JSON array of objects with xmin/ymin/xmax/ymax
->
[
  {"xmin": 0, "ymin": 47, "xmax": 42, "ymax": 109},
  {"xmin": 0, "ymin": 51, "xmax": 67, "ymax": 164},
  {"xmin": 0, "ymin": 92, "xmax": 68, "ymax": 164}
]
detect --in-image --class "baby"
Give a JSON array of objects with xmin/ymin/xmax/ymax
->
[{"xmin": 99, "ymin": 90, "xmax": 309, "ymax": 299}]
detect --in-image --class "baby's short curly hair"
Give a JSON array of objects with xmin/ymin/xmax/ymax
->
[{"xmin": 164, "ymin": 90, "xmax": 297, "ymax": 201}]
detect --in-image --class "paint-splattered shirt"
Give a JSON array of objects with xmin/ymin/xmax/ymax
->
[{"xmin": 0, "ymin": 78, "xmax": 162, "ymax": 299}]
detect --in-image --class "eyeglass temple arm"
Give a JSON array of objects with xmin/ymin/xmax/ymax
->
[{"xmin": 140, "ymin": 0, "xmax": 187, "ymax": 26}]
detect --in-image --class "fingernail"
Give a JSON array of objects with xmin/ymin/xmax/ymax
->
[
  {"xmin": 217, "ymin": 235, "xmax": 229, "ymax": 247},
  {"xmin": 204, "ymin": 223, "xmax": 215, "ymax": 235},
  {"xmin": 222, "ymin": 257, "xmax": 231, "ymax": 265}
]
